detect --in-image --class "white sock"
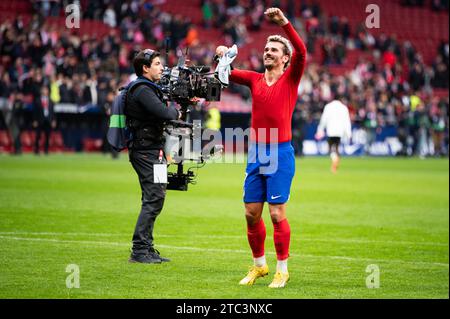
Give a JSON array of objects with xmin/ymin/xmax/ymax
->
[
  {"xmin": 276, "ymin": 259, "xmax": 288, "ymax": 274},
  {"xmin": 254, "ymin": 255, "xmax": 266, "ymax": 267}
]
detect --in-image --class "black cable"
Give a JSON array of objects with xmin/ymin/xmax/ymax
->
[{"xmin": 187, "ymin": 161, "xmax": 206, "ymax": 185}]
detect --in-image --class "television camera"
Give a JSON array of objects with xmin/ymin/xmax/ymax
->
[{"xmin": 159, "ymin": 48, "xmax": 233, "ymax": 191}]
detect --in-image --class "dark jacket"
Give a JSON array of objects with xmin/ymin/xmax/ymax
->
[
  {"xmin": 33, "ymin": 94, "xmax": 55, "ymax": 125},
  {"xmin": 125, "ymin": 78, "xmax": 178, "ymax": 150}
]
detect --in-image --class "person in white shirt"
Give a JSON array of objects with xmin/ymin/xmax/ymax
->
[{"xmin": 315, "ymin": 99, "xmax": 352, "ymax": 173}]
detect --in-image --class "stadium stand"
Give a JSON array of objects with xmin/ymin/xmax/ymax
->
[{"xmin": 0, "ymin": 0, "xmax": 448, "ymax": 156}]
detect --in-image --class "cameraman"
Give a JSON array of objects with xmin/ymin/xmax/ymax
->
[{"xmin": 126, "ymin": 49, "xmax": 180, "ymax": 264}]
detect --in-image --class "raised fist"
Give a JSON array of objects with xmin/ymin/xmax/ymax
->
[{"xmin": 264, "ymin": 8, "xmax": 289, "ymax": 26}]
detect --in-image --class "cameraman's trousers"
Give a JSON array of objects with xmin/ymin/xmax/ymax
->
[{"xmin": 129, "ymin": 149, "xmax": 167, "ymax": 255}]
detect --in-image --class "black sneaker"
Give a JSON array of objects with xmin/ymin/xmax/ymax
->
[
  {"xmin": 128, "ymin": 253, "xmax": 162, "ymax": 264},
  {"xmin": 150, "ymin": 248, "xmax": 171, "ymax": 262}
]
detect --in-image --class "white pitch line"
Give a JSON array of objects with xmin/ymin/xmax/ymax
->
[
  {"xmin": 0, "ymin": 235, "xmax": 448, "ymax": 268},
  {"xmin": 0, "ymin": 231, "xmax": 123, "ymax": 237},
  {"xmin": 301, "ymin": 237, "xmax": 449, "ymax": 247},
  {"xmin": 0, "ymin": 231, "xmax": 447, "ymax": 247}
]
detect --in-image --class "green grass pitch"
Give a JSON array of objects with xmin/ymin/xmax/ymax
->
[{"xmin": 0, "ymin": 153, "xmax": 448, "ymax": 298}]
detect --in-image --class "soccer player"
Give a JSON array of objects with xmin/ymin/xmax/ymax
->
[
  {"xmin": 216, "ymin": 7, "xmax": 307, "ymax": 288},
  {"xmin": 314, "ymin": 99, "xmax": 352, "ymax": 173}
]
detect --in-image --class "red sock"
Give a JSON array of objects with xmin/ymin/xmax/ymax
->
[
  {"xmin": 273, "ymin": 219, "xmax": 291, "ymax": 260},
  {"xmin": 247, "ymin": 219, "xmax": 266, "ymax": 258}
]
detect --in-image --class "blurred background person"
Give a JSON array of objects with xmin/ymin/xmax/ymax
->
[
  {"xmin": 32, "ymin": 86, "xmax": 55, "ymax": 155},
  {"xmin": 315, "ymin": 98, "xmax": 352, "ymax": 173},
  {"xmin": 8, "ymin": 91, "xmax": 24, "ymax": 155}
]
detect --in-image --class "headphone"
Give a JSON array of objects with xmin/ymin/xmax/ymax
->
[{"xmin": 143, "ymin": 48, "xmax": 156, "ymax": 63}]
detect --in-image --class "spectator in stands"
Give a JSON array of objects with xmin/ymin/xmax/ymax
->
[
  {"xmin": 291, "ymin": 103, "xmax": 308, "ymax": 157},
  {"xmin": 202, "ymin": 0, "xmax": 214, "ymax": 29},
  {"xmin": 430, "ymin": 99, "xmax": 448, "ymax": 156},
  {"xmin": 210, "ymin": 0, "xmax": 227, "ymax": 28},
  {"xmin": 363, "ymin": 101, "xmax": 378, "ymax": 155},
  {"xmin": 204, "ymin": 102, "xmax": 222, "ymax": 150},
  {"xmin": 401, "ymin": 0, "xmax": 425, "ymax": 7},
  {"xmin": 403, "ymin": 41, "xmax": 417, "ymax": 65},
  {"xmin": 321, "ymin": 40, "xmax": 333, "ymax": 65},
  {"xmin": 329, "ymin": 16, "xmax": 340, "ymax": 35},
  {"xmin": 103, "ymin": 4, "xmax": 117, "ymax": 28},
  {"xmin": 438, "ymin": 40, "xmax": 449, "ymax": 61},
  {"xmin": 100, "ymin": 89, "xmax": 118, "ymax": 159},
  {"xmin": 33, "ymin": 86, "xmax": 55, "ymax": 155},
  {"xmin": 395, "ymin": 102, "xmax": 408, "ymax": 156},
  {"xmin": 432, "ymin": 0, "xmax": 450, "ymax": 11},
  {"xmin": 340, "ymin": 17, "xmax": 351, "ymax": 45},
  {"xmin": 58, "ymin": 75, "xmax": 73, "ymax": 103},
  {"xmin": 354, "ymin": 24, "xmax": 376, "ymax": 51},
  {"xmin": 224, "ymin": 17, "xmax": 248, "ymax": 46},
  {"xmin": 333, "ymin": 36, "xmax": 346, "ymax": 64},
  {"xmin": 416, "ymin": 102, "xmax": 431, "ymax": 157},
  {"xmin": 409, "ymin": 62, "xmax": 426, "ymax": 91},
  {"xmin": 249, "ymin": 1, "xmax": 265, "ymax": 31},
  {"xmin": 432, "ymin": 55, "xmax": 449, "ymax": 88},
  {"xmin": 0, "ymin": 0, "xmax": 448, "ymax": 158},
  {"xmin": 0, "ymin": 69, "xmax": 13, "ymax": 100},
  {"xmin": 383, "ymin": 47, "xmax": 397, "ymax": 69},
  {"xmin": 8, "ymin": 91, "xmax": 24, "ymax": 154}
]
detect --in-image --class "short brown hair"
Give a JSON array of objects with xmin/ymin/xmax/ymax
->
[
  {"xmin": 266, "ymin": 35, "xmax": 292, "ymax": 70},
  {"xmin": 133, "ymin": 49, "xmax": 161, "ymax": 76}
]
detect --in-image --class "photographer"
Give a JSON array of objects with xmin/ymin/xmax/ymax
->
[{"xmin": 126, "ymin": 49, "xmax": 180, "ymax": 264}]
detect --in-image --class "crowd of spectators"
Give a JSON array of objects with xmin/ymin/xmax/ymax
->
[
  {"xmin": 401, "ymin": 0, "xmax": 449, "ymax": 11},
  {"xmin": 0, "ymin": 0, "xmax": 448, "ymax": 157},
  {"xmin": 224, "ymin": 0, "xmax": 449, "ymax": 157}
]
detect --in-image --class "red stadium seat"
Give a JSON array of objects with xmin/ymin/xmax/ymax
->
[
  {"xmin": 20, "ymin": 131, "xmax": 33, "ymax": 153},
  {"xmin": 0, "ymin": 130, "xmax": 13, "ymax": 153},
  {"xmin": 49, "ymin": 131, "xmax": 65, "ymax": 152},
  {"xmin": 433, "ymin": 89, "xmax": 450, "ymax": 99},
  {"xmin": 83, "ymin": 138, "xmax": 103, "ymax": 152}
]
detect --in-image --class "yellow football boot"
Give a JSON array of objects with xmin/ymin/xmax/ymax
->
[
  {"xmin": 238, "ymin": 265, "xmax": 269, "ymax": 286},
  {"xmin": 268, "ymin": 272, "xmax": 290, "ymax": 288}
]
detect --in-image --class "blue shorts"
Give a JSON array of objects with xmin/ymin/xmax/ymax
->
[{"xmin": 243, "ymin": 142, "xmax": 295, "ymax": 204}]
